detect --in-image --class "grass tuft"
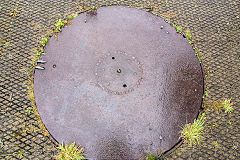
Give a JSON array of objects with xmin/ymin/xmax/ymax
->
[
  {"xmin": 180, "ymin": 113, "xmax": 206, "ymax": 146},
  {"xmin": 210, "ymin": 98, "xmax": 234, "ymax": 113},
  {"xmin": 145, "ymin": 153, "xmax": 157, "ymax": 160},
  {"xmin": 184, "ymin": 29, "xmax": 192, "ymax": 40},
  {"xmin": 40, "ymin": 35, "xmax": 50, "ymax": 47},
  {"xmin": 175, "ymin": 26, "xmax": 182, "ymax": 33},
  {"xmin": 144, "ymin": 151, "xmax": 163, "ymax": 160},
  {"xmin": 222, "ymin": 99, "xmax": 234, "ymax": 113},
  {"xmin": 68, "ymin": 16, "xmax": 74, "ymax": 20},
  {"xmin": 54, "ymin": 19, "xmax": 68, "ymax": 33},
  {"xmin": 4, "ymin": 42, "xmax": 10, "ymax": 47},
  {"xmin": 91, "ymin": 6, "xmax": 98, "ymax": 10},
  {"xmin": 68, "ymin": 13, "xmax": 78, "ymax": 20},
  {"xmin": 32, "ymin": 47, "xmax": 45, "ymax": 64},
  {"xmin": 145, "ymin": 153, "xmax": 162, "ymax": 160},
  {"xmin": 54, "ymin": 142, "xmax": 86, "ymax": 160}
]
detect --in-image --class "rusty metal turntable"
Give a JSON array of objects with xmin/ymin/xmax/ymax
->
[{"xmin": 34, "ymin": 6, "xmax": 204, "ymax": 159}]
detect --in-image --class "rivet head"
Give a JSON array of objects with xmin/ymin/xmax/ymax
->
[
  {"xmin": 117, "ymin": 68, "xmax": 121, "ymax": 73},
  {"xmin": 160, "ymin": 136, "xmax": 163, "ymax": 140}
]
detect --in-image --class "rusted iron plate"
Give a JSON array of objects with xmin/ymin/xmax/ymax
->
[{"xmin": 34, "ymin": 6, "xmax": 204, "ymax": 159}]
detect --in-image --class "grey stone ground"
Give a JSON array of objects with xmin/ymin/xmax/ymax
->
[{"xmin": 0, "ymin": 0, "xmax": 239, "ymax": 159}]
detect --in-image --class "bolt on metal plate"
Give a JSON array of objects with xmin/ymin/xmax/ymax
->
[{"xmin": 34, "ymin": 6, "xmax": 204, "ymax": 159}]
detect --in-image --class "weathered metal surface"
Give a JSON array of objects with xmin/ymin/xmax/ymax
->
[{"xmin": 34, "ymin": 6, "xmax": 204, "ymax": 159}]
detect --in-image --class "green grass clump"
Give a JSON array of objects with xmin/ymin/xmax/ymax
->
[
  {"xmin": 91, "ymin": 6, "xmax": 98, "ymax": 10},
  {"xmin": 184, "ymin": 29, "xmax": 192, "ymax": 40},
  {"xmin": 175, "ymin": 26, "xmax": 182, "ymax": 33},
  {"xmin": 145, "ymin": 153, "xmax": 161, "ymax": 160},
  {"xmin": 210, "ymin": 98, "xmax": 234, "ymax": 113},
  {"xmin": 222, "ymin": 99, "xmax": 234, "ymax": 113},
  {"xmin": 194, "ymin": 50, "xmax": 201, "ymax": 63},
  {"xmin": 68, "ymin": 13, "xmax": 78, "ymax": 20},
  {"xmin": 25, "ymin": 109, "xmax": 31, "ymax": 115},
  {"xmin": 40, "ymin": 35, "xmax": 50, "ymax": 47},
  {"xmin": 180, "ymin": 113, "xmax": 206, "ymax": 146},
  {"xmin": 54, "ymin": 19, "xmax": 67, "ymax": 33},
  {"xmin": 68, "ymin": 16, "xmax": 74, "ymax": 20},
  {"xmin": 32, "ymin": 47, "xmax": 45, "ymax": 63},
  {"xmin": 167, "ymin": 22, "xmax": 182, "ymax": 34},
  {"xmin": 18, "ymin": 151, "xmax": 23, "ymax": 158},
  {"xmin": 4, "ymin": 42, "xmax": 10, "ymax": 47},
  {"xmin": 55, "ymin": 142, "xmax": 86, "ymax": 160}
]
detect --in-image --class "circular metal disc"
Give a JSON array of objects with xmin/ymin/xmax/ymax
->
[{"xmin": 34, "ymin": 6, "xmax": 203, "ymax": 159}]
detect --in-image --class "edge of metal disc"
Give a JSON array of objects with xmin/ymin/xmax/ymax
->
[
  {"xmin": 34, "ymin": 6, "xmax": 206, "ymax": 158},
  {"xmin": 160, "ymin": 42, "xmax": 205, "ymax": 157}
]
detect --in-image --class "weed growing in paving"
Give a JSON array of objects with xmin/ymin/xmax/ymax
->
[
  {"xmin": 222, "ymin": 99, "xmax": 234, "ymax": 113},
  {"xmin": 4, "ymin": 42, "xmax": 10, "ymax": 47},
  {"xmin": 18, "ymin": 151, "xmax": 23, "ymax": 158},
  {"xmin": 68, "ymin": 13, "xmax": 78, "ymax": 20},
  {"xmin": 25, "ymin": 17, "xmax": 70, "ymax": 138},
  {"xmin": 184, "ymin": 29, "xmax": 192, "ymax": 40},
  {"xmin": 213, "ymin": 141, "xmax": 220, "ymax": 149},
  {"xmin": 55, "ymin": 142, "xmax": 86, "ymax": 160},
  {"xmin": 54, "ymin": 19, "xmax": 68, "ymax": 33},
  {"xmin": 20, "ymin": 65, "xmax": 49, "ymax": 136},
  {"xmin": 167, "ymin": 22, "xmax": 183, "ymax": 34},
  {"xmin": 209, "ymin": 98, "xmax": 234, "ymax": 113},
  {"xmin": 202, "ymin": 90, "xmax": 208, "ymax": 99},
  {"xmin": 9, "ymin": 5, "xmax": 20, "ymax": 16},
  {"xmin": 40, "ymin": 35, "xmax": 50, "ymax": 47},
  {"xmin": 68, "ymin": 15, "xmax": 74, "ymax": 20},
  {"xmin": 144, "ymin": 151, "xmax": 163, "ymax": 160},
  {"xmin": 145, "ymin": 153, "xmax": 162, "ymax": 160},
  {"xmin": 175, "ymin": 26, "xmax": 182, "ymax": 33},
  {"xmin": 232, "ymin": 142, "xmax": 239, "ymax": 150},
  {"xmin": 92, "ymin": 6, "xmax": 98, "ymax": 10},
  {"xmin": 180, "ymin": 113, "xmax": 206, "ymax": 146},
  {"xmin": 32, "ymin": 47, "xmax": 45, "ymax": 64},
  {"xmin": 25, "ymin": 109, "xmax": 32, "ymax": 115}
]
